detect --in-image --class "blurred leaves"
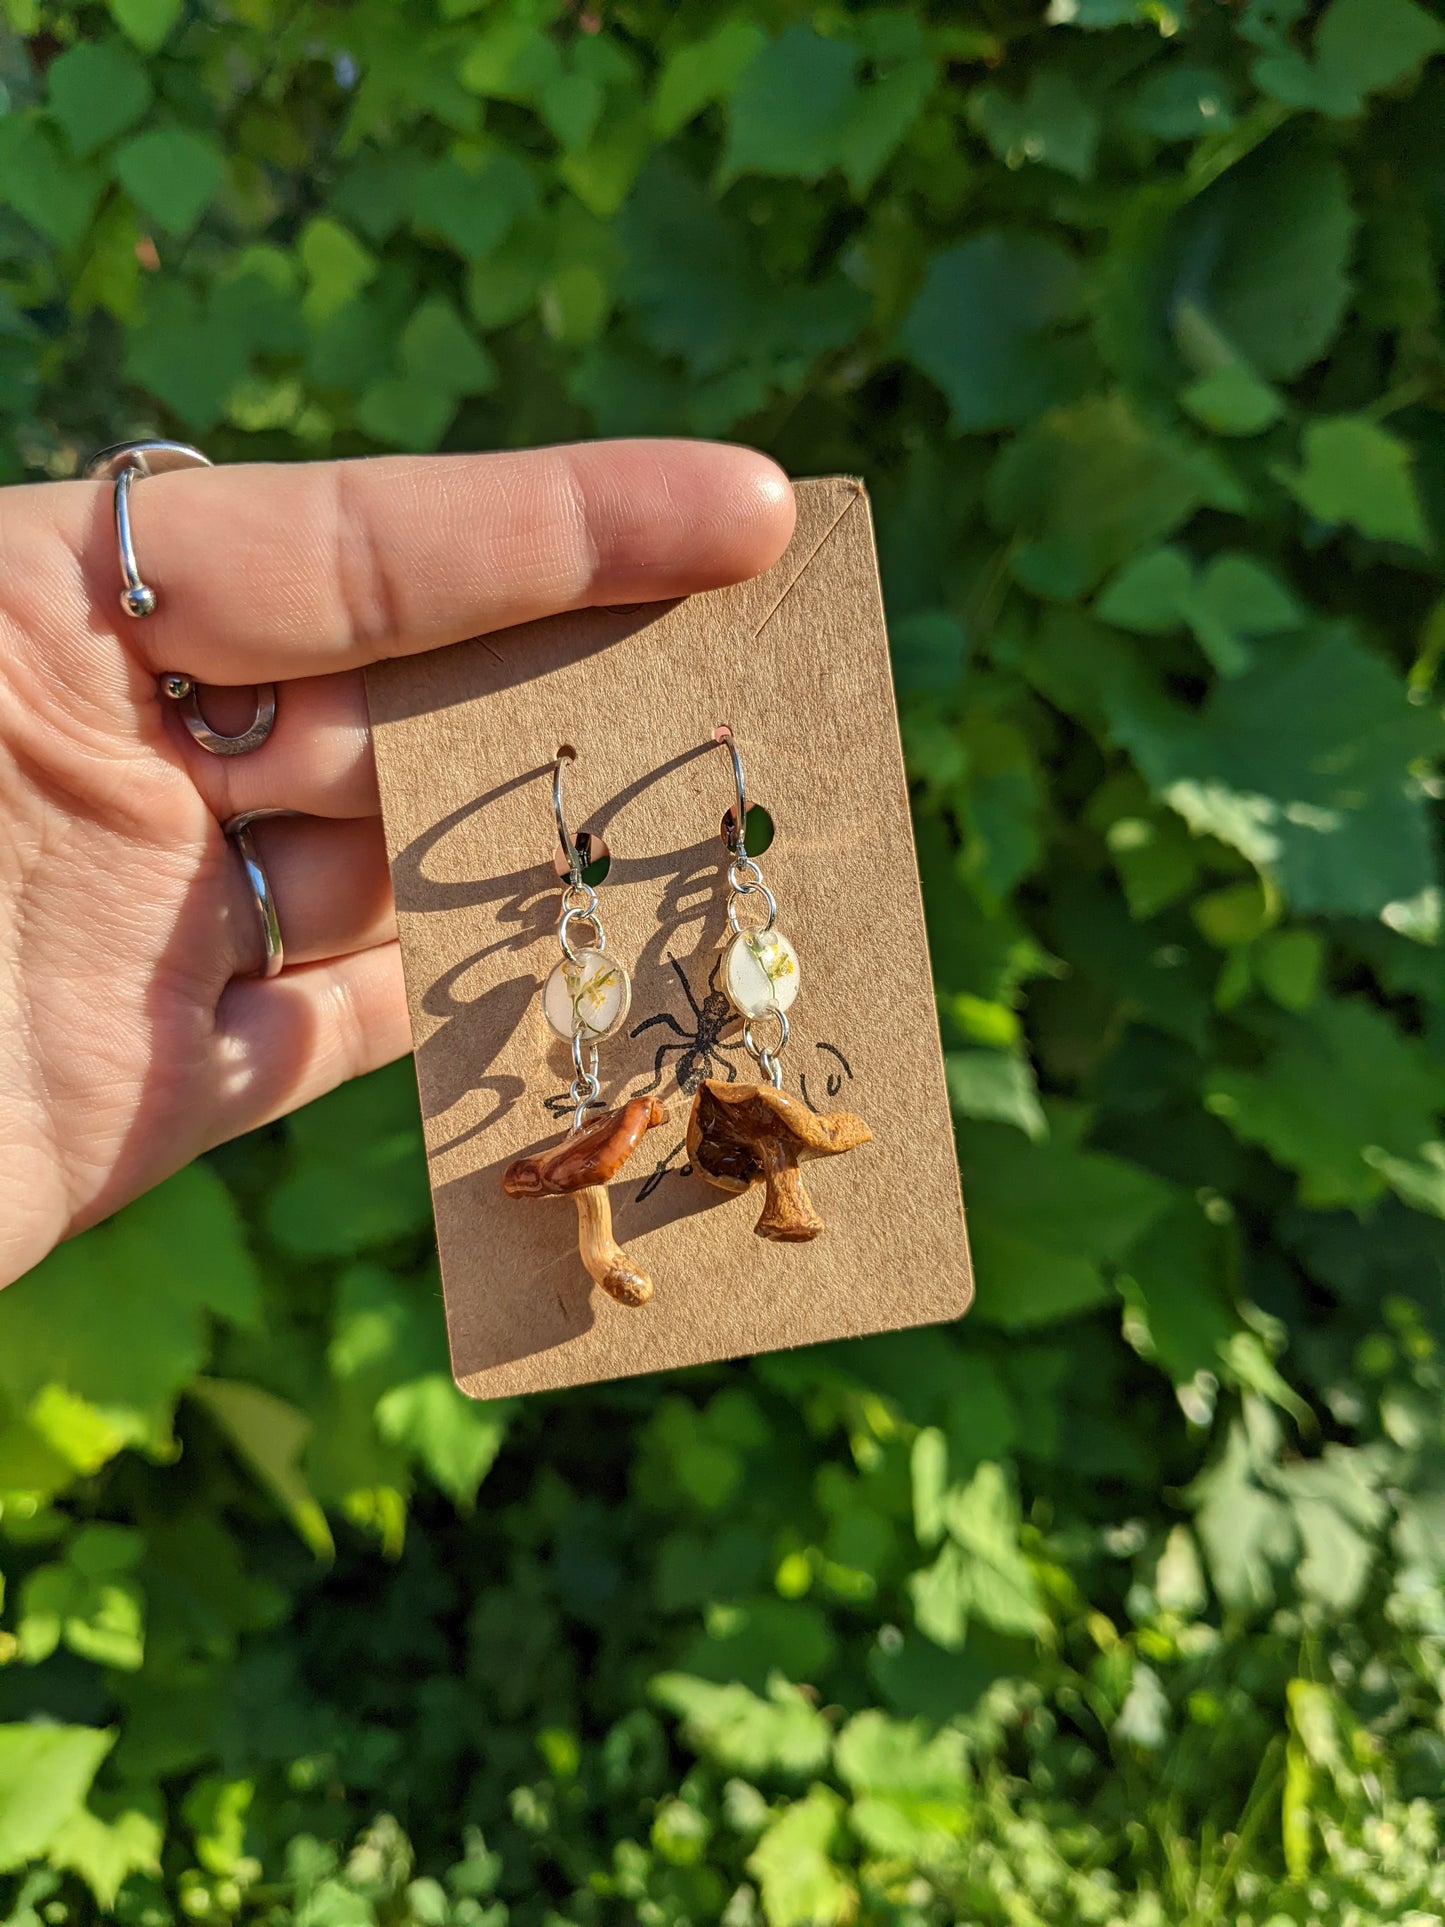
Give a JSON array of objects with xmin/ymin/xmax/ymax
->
[{"xmin": 1, "ymin": 0, "xmax": 1443, "ymax": 1921}]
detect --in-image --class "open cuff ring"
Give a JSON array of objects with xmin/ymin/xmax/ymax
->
[
  {"xmin": 223, "ymin": 809, "xmax": 295, "ymax": 979},
  {"xmin": 85, "ymin": 439, "xmax": 278, "ymax": 758}
]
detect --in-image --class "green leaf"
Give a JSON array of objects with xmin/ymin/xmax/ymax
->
[
  {"xmin": 900, "ymin": 231, "xmax": 1087, "ymax": 431},
  {"xmin": 721, "ymin": 26, "xmax": 861, "ymax": 183},
  {"xmin": 890, "ymin": 611, "xmax": 969, "ymax": 695},
  {"xmin": 556, "ymin": 102, "xmax": 654, "ymax": 217},
  {"xmin": 1180, "ymin": 362, "xmax": 1285, "ymax": 437},
  {"xmin": 457, "ymin": 17, "xmax": 561, "ymax": 99},
  {"xmin": 397, "ymin": 296, "xmax": 497, "ymax": 395},
  {"xmin": 1096, "ymin": 547, "xmax": 1194, "ymax": 633},
  {"xmin": 834, "ymin": 1710, "xmax": 967, "ymax": 1798},
  {"xmin": 411, "ymin": 150, "xmax": 536, "ymax": 257},
  {"xmin": 1275, "ymin": 1446, "xmax": 1388, "ymax": 1611},
  {"xmin": 1124, "ymin": 62, "xmax": 1239, "ymax": 141},
  {"xmin": 1253, "ymin": 0, "xmax": 1445, "ymax": 116},
  {"xmin": 1189, "ymin": 1418, "xmax": 1299, "ymax": 1612},
  {"xmin": 968, "ymin": 68, "xmax": 1101, "ymax": 180},
  {"xmin": 1117, "ymin": 1200, "xmax": 1238, "ymax": 1385},
  {"xmin": 18, "ymin": 1525, "xmax": 146, "ymax": 1670},
  {"xmin": 123, "ymin": 281, "xmax": 251, "ymax": 431},
  {"xmin": 106, "ymin": 0, "xmax": 182, "ymax": 51},
  {"xmin": 267, "ymin": 1064, "xmax": 431, "ymax": 1257},
  {"xmin": 112, "ymin": 129, "xmax": 225, "ymax": 236},
  {"xmin": 945, "ymin": 1050, "xmax": 1047, "ymax": 1141},
  {"xmin": 651, "ymin": 1674, "xmax": 832, "ymax": 1777},
  {"xmin": 0, "ymin": 1164, "xmax": 259, "ymax": 1450},
  {"xmin": 374, "ymin": 1376, "xmax": 512, "ymax": 1510},
  {"xmin": 0, "ymin": 114, "xmax": 103, "ymax": 246},
  {"xmin": 47, "ymin": 42, "xmax": 152, "ymax": 158},
  {"xmin": 961, "ymin": 1117, "xmax": 1174, "ymax": 1330},
  {"xmin": 1280, "ymin": 415, "xmax": 1431, "ymax": 548},
  {"xmin": 652, "ymin": 20, "xmax": 767, "ymax": 137},
  {"xmin": 299, "ymin": 215, "xmax": 378, "ymax": 327},
  {"xmin": 942, "ymin": 1461, "xmax": 1047, "ymax": 1637},
  {"xmin": 1105, "ymin": 625, "xmax": 1445, "ymax": 917},
  {"xmin": 1155, "ymin": 1526, "xmax": 1209, "ymax": 1617},
  {"xmin": 1254, "ymin": 929, "xmax": 1325, "ymax": 1011},
  {"xmin": 1114, "ymin": 1662, "xmax": 1170, "ymax": 1749},
  {"xmin": 47, "ymin": 1797, "xmax": 163, "ymax": 1910},
  {"xmin": 722, "ymin": 22, "xmax": 932, "ymax": 192},
  {"xmin": 1098, "ymin": 548, "xmax": 1300, "ymax": 673},
  {"xmin": 618, "ymin": 157, "xmax": 864, "ymax": 403},
  {"xmin": 987, "ymin": 395, "xmax": 1244, "ymax": 598},
  {"xmin": 356, "ymin": 376, "xmax": 456, "ymax": 451},
  {"xmin": 1206, "ymin": 999, "xmax": 1443, "ymax": 1207},
  {"xmin": 1099, "ymin": 135, "xmax": 1357, "ymax": 392},
  {"xmin": 190, "ymin": 1378, "xmax": 334, "ymax": 1559},
  {"xmin": 746, "ymin": 1787, "xmax": 853, "ymax": 1927},
  {"xmin": 538, "ymin": 71, "xmax": 604, "ymax": 152},
  {"xmin": 1363, "ymin": 1140, "xmax": 1445, "ymax": 1218},
  {"xmin": 0, "ymin": 1726, "xmax": 114, "ymax": 1873},
  {"xmin": 910, "ymin": 1428, "xmax": 950, "ymax": 1548}
]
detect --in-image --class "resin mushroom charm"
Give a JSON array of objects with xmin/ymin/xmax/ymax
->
[
  {"xmin": 504, "ymin": 1095, "xmax": 667, "ymax": 1305},
  {"xmin": 687, "ymin": 1082, "xmax": 871, "ymax": 1242}
]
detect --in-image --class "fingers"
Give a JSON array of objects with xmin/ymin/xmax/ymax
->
[
  {"xmin": 17, "ymin": 440, "xmax": 795, "ymax": 688},
  {"xmin": 224, "ymin": 814, "xmax": 394, "ymax": 976},
  {"xmin": 209, "ymin": 941, "xmax": 411, "ymax": 1144},
  {"xmin": 179, "ymin": 671, "xmax": 377, "ymax": 821}
]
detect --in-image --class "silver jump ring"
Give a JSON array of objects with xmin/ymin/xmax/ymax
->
[
  {"xmin": 728, "ymin": 857, "xmax": 765, "ymax": 893},
  {"xmin": 85, "ymin": 440, "xmax": 278, "ymax": 759},
  {"xmin": 223, "ymin": 808, "xmax": 295, "ymax": 979},
  {"xmin": 558, "ymin": 906, "xmax": 605, "ymax": 966},
  {"xmin": 728, "ymin": 879, "xmax": 778, "ymax": 938},
  {"xmin": 744, "ymin": 1008, "xmax": 789, "ymax": 1064}
]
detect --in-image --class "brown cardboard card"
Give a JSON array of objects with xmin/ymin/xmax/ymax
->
[{"xmin": 366, "ymin": 477, "xmax": 972, "ymax": 1397}]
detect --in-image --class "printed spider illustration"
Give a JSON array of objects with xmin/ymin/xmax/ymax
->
[{"xmin": 631, "ymin": 953, "xmax": 744, "ymax": 1096}]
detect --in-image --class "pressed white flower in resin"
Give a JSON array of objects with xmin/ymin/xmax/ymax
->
[
  {"xmin": 724, "ymin": 928, "xmax": 800, "ymax": 1019},
  {"xmin": 542, "ymin": 948, "xmax": 632, "ymax": 1041}
]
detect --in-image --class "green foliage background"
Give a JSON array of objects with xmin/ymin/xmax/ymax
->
[{"xmin": 3, "ymin": 0, "xmax": 1445, "ymax": 1919}]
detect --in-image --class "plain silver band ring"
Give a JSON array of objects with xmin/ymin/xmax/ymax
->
[
  {"xmin": 85, "ymin": 440, "xmax": 279, "ymax": 759},
  {"xmin": 223, "ymin": 808, "xmax": 296, "ymax": 980}
]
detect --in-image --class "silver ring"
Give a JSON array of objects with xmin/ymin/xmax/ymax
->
[
  {"xmin": 223, "ymin": 808, "xmax": 294, "ymax": 979},
  {"xmin": 161, "ymin": 674, "xmax": 278, "ymax": 757},
  {"xmin": 85, "ymin": 440, "xmax": 278, "ymax": 759}
]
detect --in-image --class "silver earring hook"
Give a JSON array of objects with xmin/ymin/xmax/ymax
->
[
  {"xmin": 714, "ymin": 724, "xmax": 748, "ymax": 857},
  {"xmin": 553, "ymin": 744, "xmax": 581, "ymax": 885}
]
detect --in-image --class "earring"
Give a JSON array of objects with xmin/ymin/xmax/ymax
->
[
  {"xmin": 502, "ymin": 747, "xmax": 665, "ymax": 1306},
  {"xmin": 686, "ymin": 727, "xmax": 870, "ymax": 1242}
]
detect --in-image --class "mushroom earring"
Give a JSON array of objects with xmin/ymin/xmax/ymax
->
[
  {"xmin": 502, "ymin": 747, "xmax": 666, "ymax": 1306},
  {"xmin": 685, "ymin": 728, "xmax": 871, "ymax": 1242}
]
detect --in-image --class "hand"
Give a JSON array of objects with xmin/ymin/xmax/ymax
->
[{"xmin": 0, "ymin": 441, "xmax": 794, "ymax": 1286}]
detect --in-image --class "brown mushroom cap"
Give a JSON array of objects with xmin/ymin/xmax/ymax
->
[
  {"xmin": 503, "ymin": 1095, "xmax": 666, "ymax": 1198},
  {"xmin": 686, "ymin": 1082, "xmax": 871, "ymax": 1191}
]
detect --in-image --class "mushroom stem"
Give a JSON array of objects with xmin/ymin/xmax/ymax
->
[
  {"xmin": 755, "ymin": 1140, "xmax": 825, "ymax": 1242},
  {"xmin": 573, "ymin": 1185, "xmax": 653, "ymax": 1306}
]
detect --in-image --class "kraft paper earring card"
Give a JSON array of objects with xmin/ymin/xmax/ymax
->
[{"xmin": 366, "ymin": 477, "xmax": 972, "ymax": 1398}]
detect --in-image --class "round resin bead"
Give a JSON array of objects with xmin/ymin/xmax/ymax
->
[
  {"xmin": 542, "ymin": 948, "xmax": 632, "ymax": 1041},
  {"xmin": 723, "ymin": 928, "xmax": 801, "ymax": 1019}
]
